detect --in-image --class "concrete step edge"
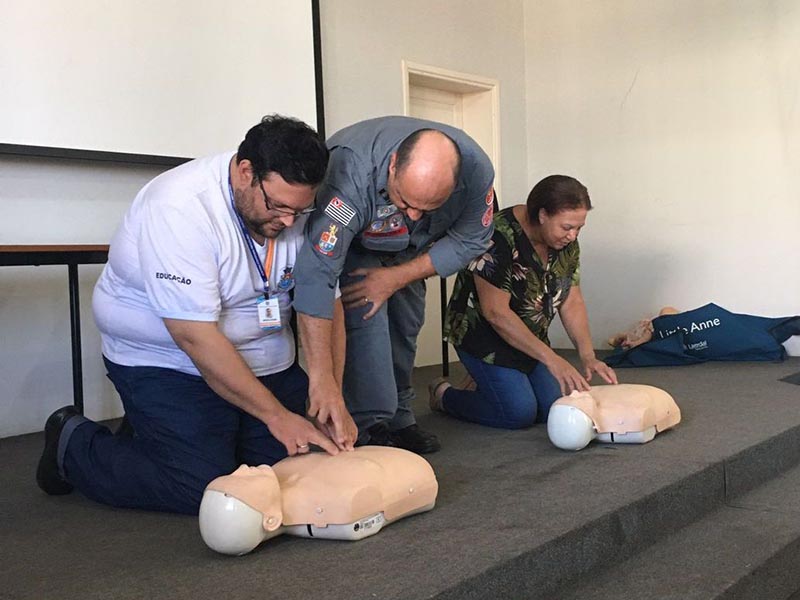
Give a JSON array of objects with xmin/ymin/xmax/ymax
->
[{"xmin": 432, "ymin": 422, "xmax": 800, "ymax": 600}]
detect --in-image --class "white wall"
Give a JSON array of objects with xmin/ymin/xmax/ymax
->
[
  {"xmin": 524, "ymin": 0, "xmax": 800, "ymax": 353},
  {"xmin": 320, "ymin": 0, "xmax": 529, "ymax": 205},
  {"xmin": 0, "ymin": 157, "xmax": 166, "ymax": 437}
]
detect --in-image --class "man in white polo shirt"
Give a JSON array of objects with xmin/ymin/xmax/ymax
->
[{"xmin": 36, "ymin": 115, "xmax": 357, "ymax": 515}]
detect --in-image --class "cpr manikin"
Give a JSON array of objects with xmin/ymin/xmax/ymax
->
[
  {"xmin": 198, "ymin": 446, "xmax": 438, "ymax": 555},
  {"xmin": 547, "ymin": 384, "xmax": 681, "ymax": 451},
  {"xmin": 608, "ymin": 306, "xmax": 680, "ymax": 349}
]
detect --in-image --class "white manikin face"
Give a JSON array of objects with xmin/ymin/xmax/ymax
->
[
  {"xmin": 547, "ymin": 403, "xmax": 596, "ymax": 451},
  {"xmin": 199, "ymin": 464, "xmax": 285, "ymax": 555}
]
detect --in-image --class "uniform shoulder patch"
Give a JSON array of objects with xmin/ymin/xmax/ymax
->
[
  {"xmin": 324, "ymin": 197, "xmax": 356, "ymax": 226},
  {"xmin": 315, "ymin": 223, "xmax": 340, "ymax": 257},
  {"xmin": 376, "ymin": 204, "xmax": 398, "ymax": 218},
  {"xmin": 277, "ymin": 266, "xmax": 295, "ymax": 291}
]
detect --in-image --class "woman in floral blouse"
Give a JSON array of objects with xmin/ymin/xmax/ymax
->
[{"xmin": 432, "ymin": 175, "xmax": 617, "ymax": 429}]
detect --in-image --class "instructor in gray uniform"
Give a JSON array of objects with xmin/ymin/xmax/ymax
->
[{"xmin": 294, "ymin": 116, "xmax": 494, "ymax": 454}]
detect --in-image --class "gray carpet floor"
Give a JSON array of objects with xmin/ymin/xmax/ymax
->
[{"xmin": 2, "ymin": 354, "xmax": 799, "ymax": 600}]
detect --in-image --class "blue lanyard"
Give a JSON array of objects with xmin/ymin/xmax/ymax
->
[{"xmin": 229, "ymin": 176, "xmax": 270, "ymax": 299}]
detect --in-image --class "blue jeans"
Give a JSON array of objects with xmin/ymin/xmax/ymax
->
[
  {"xmin": 60, "ymin": 358, "xmax": 307, "ymax": 515},
  {"xmin": 442, "ymin": 349, "xmax": 562, "ymax": 429}
]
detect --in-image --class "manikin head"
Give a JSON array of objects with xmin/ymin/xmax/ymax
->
[
  {"xmin": 547, "ymin": 402, "xmax": 597, "ymax": 451},
  {"xmin": 199, "ymin": 465, "xmax": 283, "ymax": 556}
]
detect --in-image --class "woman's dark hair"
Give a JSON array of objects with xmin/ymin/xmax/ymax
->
[
  {"xmin": 237, "ymin": 114, "xmax": 329, "ymax": 185},
  {"xmin": 526, "ymin": 175, "xmax": 592, "ymax": 221}
]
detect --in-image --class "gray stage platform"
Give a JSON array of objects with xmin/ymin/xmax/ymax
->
[{"xmin": 2, "ymin": 354, "xmax": 799, "ymax": 600}]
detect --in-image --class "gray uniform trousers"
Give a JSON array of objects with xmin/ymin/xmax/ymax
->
[{"xmin": 340, "ymin": 249, "xmax": 427, "ymax": 434}]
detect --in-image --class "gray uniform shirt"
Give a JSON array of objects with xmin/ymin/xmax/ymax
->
[{"xmin": 293, "ymin": 116, "xmax": 495, "ymax": 319}]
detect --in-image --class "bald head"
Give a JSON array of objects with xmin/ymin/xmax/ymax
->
[{"xmin": 391, "ymin": 130, "xmax": 461, "ymax": 209}]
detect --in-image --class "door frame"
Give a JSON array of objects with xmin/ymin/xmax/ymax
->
[
  {"xmin": 401, "ymin": 60, "xmax": 501, "ymax": 198},
  {"xmin": 401, "ymin": 60, "xmax": 501, "ymax": 371}
]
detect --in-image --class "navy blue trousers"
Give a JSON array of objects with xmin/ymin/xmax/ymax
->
[{"xmin": 61, "ymin": 358, "xmax": 307, "ymax": 515}]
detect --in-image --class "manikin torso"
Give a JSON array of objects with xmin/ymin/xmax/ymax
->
[
  {"xmin": 199, "ymin": 446, "xmax": 438, "ymax": 555},
  {"xmin": 547, "ymin": 384, "xmax": 681, "ymax": 451}
]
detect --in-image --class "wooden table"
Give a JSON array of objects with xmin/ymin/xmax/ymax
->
[{"xmin": 1, "ymin": 245, "xmax": 110, "ymax": 413}]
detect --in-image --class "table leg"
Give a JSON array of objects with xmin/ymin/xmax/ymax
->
[
  {"xmin": 440, "ymin": 276, "xmax": 449, "ymax": 377},
  {"xmin": 67, "ymin": 263, "xmax": 84, "ymax": 414}
]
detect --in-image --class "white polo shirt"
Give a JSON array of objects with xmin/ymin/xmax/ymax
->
[{"xmin": 93, "ymin": 152, "xmax": 306, "ymax": 377}]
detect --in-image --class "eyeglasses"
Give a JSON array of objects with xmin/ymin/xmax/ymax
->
[{"xmin": 259, "ymin": 181, "xmax": 316, "ymax": 218}]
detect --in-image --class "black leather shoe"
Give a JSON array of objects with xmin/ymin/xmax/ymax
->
[
  {"xmin": 357, "ymin": 422, "xmax": 397, "ymax": 448},
  {"xmin": 389, "ymin": 424, "xmax": 441, "ymax": 455},
  {"xmin": 36, "ymin": 406, "xmax": 80, "ymax": 495}
]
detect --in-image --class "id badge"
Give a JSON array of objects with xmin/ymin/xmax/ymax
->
[{"xmin": 257, "ymin": 297, "xmax": 282, "ymax": 331}]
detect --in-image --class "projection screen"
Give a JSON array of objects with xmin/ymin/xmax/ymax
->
[{"xmin": 0, "ymin": 0, "xmax": 322, "ymax": 163}]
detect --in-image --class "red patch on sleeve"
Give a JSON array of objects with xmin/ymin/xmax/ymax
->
[{"xmin": 481, "ymin": 204, "xmax": 494, "ymax": 227}]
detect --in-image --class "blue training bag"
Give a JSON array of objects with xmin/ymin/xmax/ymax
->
[{"xmin": 605, "ymin": 303, "xmax": 800, "ymax": 367}]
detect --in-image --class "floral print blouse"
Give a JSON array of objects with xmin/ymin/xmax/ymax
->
[{"xmin": 443, "ymin": 207, "xmax": 581, "ymax": 372}]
